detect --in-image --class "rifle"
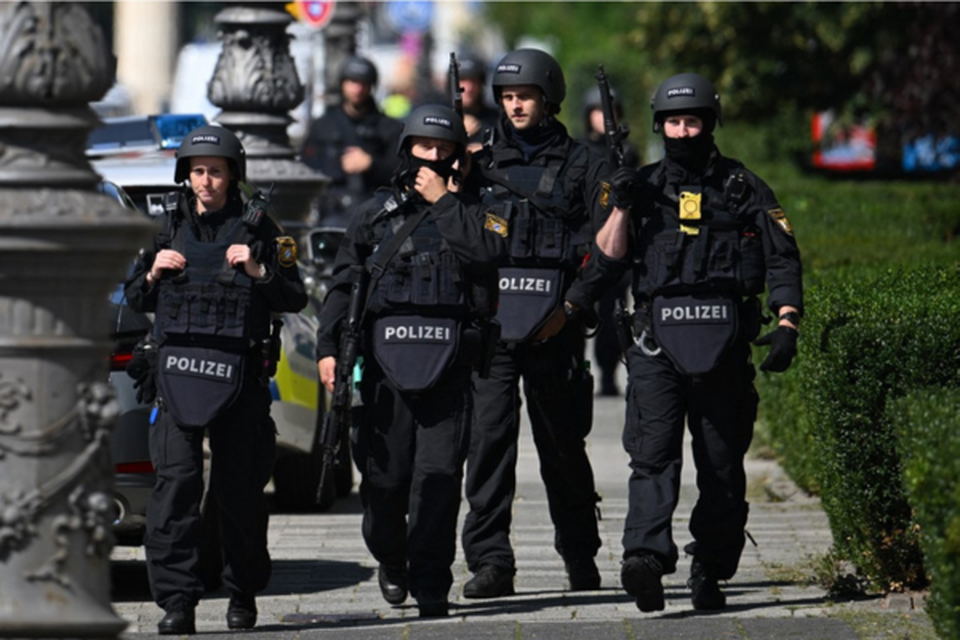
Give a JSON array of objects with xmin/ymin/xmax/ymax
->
[
  {"xmin": 317, "ymin": 264, "xmax": 369, "ymax": 503},
  {"xmin": 449, "ymin": 52, "xmax": 464, "ymax": 118},
  {"xmin": 595, "ymin": 64, "xmax": 630, "ymax": 168}
]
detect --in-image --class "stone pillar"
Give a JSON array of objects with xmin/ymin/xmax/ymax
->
[
  {"xmin": 0, "ymin": 2, "xmax": 154, "ymax": 636},
  {"xmin": 208, "ymin": 5, "xmax": 329, "ymax": 227},
  {"xmin": 115, "ymin": 1, "xmax": 180, "ymax": 115},
  {"xmin": 323, "ymin": 1, "xmax": 362, "ymax": 109}
]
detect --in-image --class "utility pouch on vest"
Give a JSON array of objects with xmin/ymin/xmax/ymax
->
[
  {"xmin": 651, "ymin": 293, "xmax": 738, "ymax": 375},
  {"xmin": 156, "ymin": 345, "xmax": 245, "ymax": 427},
  {"xmin": 372, "ymin": 316, "xmax": 459, "ymax": 392},
  {"xmin": 495, "ymin": 267, "xmax": 563, "ymax": 343}
]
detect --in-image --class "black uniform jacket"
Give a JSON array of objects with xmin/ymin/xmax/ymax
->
[
  {"xmin": 125, "ymin": 195, "xmax": 308, "ymax": 324},
  {"xmin": 472, "ymin": 117, "xmax": 612, "ymax": 281},
  {"xmin": 300, "ymin": 100, "xmax": 404, "ymax": 196},
  {"xmin": 569, "ymin": 150, "xmax": 803, "ymax": 316},
  {"xmin": 316, "ymin": 188, "xmax": 507, "ymax": 360}
]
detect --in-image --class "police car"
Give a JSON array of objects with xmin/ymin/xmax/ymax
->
[{"xmin": 94, "ymin": 116, "xmax": 350, "ymax": 544}]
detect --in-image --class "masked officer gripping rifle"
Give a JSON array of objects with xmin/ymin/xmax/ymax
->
[
  {"xmin": 569, "ymin": 73, "xmax": 803, "ymax": 613},
  {"xmin": 316, "ymin": 104, "xmax": 506, "ymax": 617},
  {"xmin": 124, "ymin": 125, "xmax": 307, "ymax": 635}
]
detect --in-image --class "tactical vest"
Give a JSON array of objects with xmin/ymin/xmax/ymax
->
[
  {"xmin": 154, "ymin": 196, "xmax": 270, "ymax": 346},
  {"xmin": 153, "ymin": 194, "xmax": 269, "ymax": 426},
  {"xmin": 480, "ymin": 144, "xmax": 589, "ymax": 342},
  {"xmin": 635, "ymin": 161, "xmax": 766, "ymax": 375}
]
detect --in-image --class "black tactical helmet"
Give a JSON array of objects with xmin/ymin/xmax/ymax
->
[
  {"xmin": 339, "ymin": 55, "xmax": 378, "ymax": 87},
  {"xmin": 650, "ymin": 72, "xmax": 722, "ymax": 133},
  {"xmin": 457, "ymin": 54, "xmax": 488, "ymax": 82},
  {"xmin": 491, "ymin": 48, "xmax": 566, "ymax": 114},
  {"xmin": 397, "ymin": 104, "xmax": 468, "ymax": 156},
  {"xmin": 174, "ymin": 125, "xmax": 246, "ymax": 184},
  {"xmin": 581, "ymin": 85, "xmax": 623, "ymax": 120}
]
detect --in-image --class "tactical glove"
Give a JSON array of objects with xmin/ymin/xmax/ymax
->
[
  {"xmin": 753, "ymin": 326, "xmax": 798, "ymax": 373},
  {"xmin": 609, "ymin": 166, "xmax": 641, "ymax": 210}
]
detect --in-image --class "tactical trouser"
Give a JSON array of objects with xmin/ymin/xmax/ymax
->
[
  {"xmin": 145, "ymin": 378, "xmax": 276, "ymax": 612},
  {"xmin": 463, "ymin": 321, "xmax": 601, "ymax": 573},
  {"xmin": 352, "ymin": 359, "xmax": 472, "ymax": 599},
  {"xmin": 621, "ymin": 335, "xmax": 757, "ymax": 579}
]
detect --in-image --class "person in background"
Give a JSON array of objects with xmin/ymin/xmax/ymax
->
[{"xmin": 301, "ymin": 55, "xmax": 403, "ymax": 228}]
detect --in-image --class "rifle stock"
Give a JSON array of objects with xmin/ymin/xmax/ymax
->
[
  {"xmin": 317, "ymin": 265, "xmax": 369, "ymax": 503},
  {"xmin": 595, "ymin": 64, "xmax": 630, "ymax": 168}
]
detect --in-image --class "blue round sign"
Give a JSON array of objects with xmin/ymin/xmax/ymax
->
[{"xmin": 385, "ymin": 1, "xmax": 434, "ymax": 34}]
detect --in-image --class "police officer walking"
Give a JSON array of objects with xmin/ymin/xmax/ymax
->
[
  {"xmin": 124, "ymin": 126, "xmax": 308, "ymax": 634},
  {"xmin": 579, "ymin": 84, "xmax": 641, "ymax": 396},
  {"xmin": 300, "ymin": 56, "xmax": 404, "ymax": 227},
  {"xmin": 574, "ymin": 73, "xmax": 803, "ymax": 611},
  {"xmin": 461, "ymin": 48, "xmax": 610, "ymax": 598},
  {"xmin": 316, "ymin": 105, "xmax": 506, "ymax": 617}
]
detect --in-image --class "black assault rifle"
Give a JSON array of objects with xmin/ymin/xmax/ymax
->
[
  {"xmin": 449, "ymin": 52, "xmax": 464, "ymax": 118},
  {"xmin": 595, "ymin": 64, "xmax": 630, "ymax": 168},
  {"xmin": 317, "ymin": 265, "xmax": 369, "ymax": 503}
]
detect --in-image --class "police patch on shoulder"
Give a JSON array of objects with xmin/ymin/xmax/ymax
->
[
  {"xmin": 484, "ymin": 213, "xmax": 508, "ymax": 237},
  {"xmin": 277, "ymin": 236, "xmax": 298, "ymax": 267},
  {"xmin": 600, "ymin": 181, "xmax": 611, "ymax": 209},
  {"xmin": 767, "ymin": 208, "xmax": 793, "ymax": 235}
]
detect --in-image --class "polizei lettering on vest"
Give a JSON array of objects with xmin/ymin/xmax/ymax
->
[
  {"xmin": 661, "ymin": 304, "xmax": 729, "ymax": 322},
  {"xmin": 499, "ymin": 276, "xmax": 552, "ymax": 293},
  {"xmin": 383, "ymin": 325, "xmax": 452, "ymax": 341},
  {"xmin": 165, "ymin": 355, "xmax": 234, "ymax": 379}
]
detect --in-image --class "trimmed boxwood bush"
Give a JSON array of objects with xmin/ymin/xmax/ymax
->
[
  {"xmin": 779, "ymin": 265, "xmax": 960, "ymax": 590},
  {"xmin": 891, "ymin": 387, "xmax": 960, "ymax": 640}
]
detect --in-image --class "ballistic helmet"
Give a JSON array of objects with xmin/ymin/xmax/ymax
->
[
  {"xmin": 174, "ymin": 125, "xmax": 246, "ymax": 184},
  {"xmin": 492, "ymin": 48, "xmax": 566, "ymax": 114},
  {"xmin": 339, "ymin": 55, "xmax": 378, "ymax": 87},
  {"xmin": 457, "ymin": 54, "xmax": 488, "ymax": 83},
  {"xmin": 397, "ymin": 104, "xmax": 468, "ymax": 156},
  {"xmin": 650, "ymin": 73, "xmax": 722, "ymax": 133}
]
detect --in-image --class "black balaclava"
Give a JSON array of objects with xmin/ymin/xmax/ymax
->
[
  {"xmin": 506, "ymin": 115, "xmax": 562, "ymax": 163},
  {"xmin": 393, "ymin": 149, "xmax": 462, "ymax": 195},
  {"xmin": 661, "ymin": 109, "xmax": 717, "ymax": 174}
]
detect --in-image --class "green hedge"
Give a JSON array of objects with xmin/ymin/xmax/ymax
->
[
  {"xmin": 760, "ymin": 265, "xmax": 960, "ymax": 590},
  {"xmin": 891, "ymin": 387, "xmax": 960, "ymax": 640}
]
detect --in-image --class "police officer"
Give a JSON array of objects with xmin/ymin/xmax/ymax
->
[
  {"xmin": 579, "ymin": 84, "xmax": 641, "ymax": 396},
  {"xmin": 316, "ymin": 104, "xmax": 506, "ymax": 617},
  {"xmin": 461, "ymin": 48, "xmax": 610, "ymax": 598},
  {"xmin": 124, "ymin": 125, "xmax": 308, "ymax": 634},
  {"xmin": 300, "ymin": 56, "xmax": 404, "ymax": 227},
  {"xmin": 574, "ymin": 73, "xmax": 803, "ymax": 611},
  {"xmin": 457, "ymin": 53, "xmax": 499, "ymax": 150}
]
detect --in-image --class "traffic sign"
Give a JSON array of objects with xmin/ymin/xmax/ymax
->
[
  {"xmin": 385, "ymin": 1, "xmax": 434, "ymax": 34},
  {"xmin": 288, "ymin": 0, "xmax": 335, "ymax": 30}
]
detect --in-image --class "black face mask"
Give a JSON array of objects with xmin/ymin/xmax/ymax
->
[
  {"xmin": 663, "ymin": 132, "xmax": 715, "ymax": 173},
  {"xmin": 395, "ymin": 152, "xmax": 461, "ymax": 191}
]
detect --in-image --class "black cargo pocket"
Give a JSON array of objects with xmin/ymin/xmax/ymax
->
[
  {"xmin": 510, "ymin": 213, "xmax": 534, "ymax": 259},
  {"xmin": 411, "ymin": 257, "xmax": 438, "ymax": 306},
  {"xmin": 384, "ymin": 265, "xmax": 411, "ymax": 305},
  {"xmin": 438, "ymin": 254, "xmax": 464, "ymax": 306},
  {"xmin": 536, "ymin": 217, "xmax": 565, "ymax": 260},
  {"xmin": 653, "ymin": 232, "xmax": 683, "ymax": 291}
]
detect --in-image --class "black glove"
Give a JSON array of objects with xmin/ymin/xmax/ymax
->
[
  {"xmin": 609, "ymin": 166, "xmax": 641, "ymax": 210},
  {"xmin": 126, "ymin": 338, "xmax": 159, "ymax": 404},
  {"xmin": 753, "ymin": 325, "xmax": 798, "ymax": 373}
]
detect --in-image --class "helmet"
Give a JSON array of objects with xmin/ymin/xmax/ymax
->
[
  {"xmin": 650, "ymin": 72, "xmax": 722, "ymax": 132},
  {"xmin": 457, "ymin": 54, "xmax": 488, "ymax": 82},
  {"xmin": 491, "ymin": 48, "xmax": 566, "ymax": 114},
  {"xmin": 339, "ymin": 55, "xmax": 378, "ymax": 87},
  {"xmin": 174, "ymin": 125, "xmax": 246, "ymax": 183},
  {"xmin": 397, "ymin": 104, "xmax": 467, "ymax": 156},
  {"xmin": 581, "ymin": 85, "xmax": 623, "ymax": 121}
]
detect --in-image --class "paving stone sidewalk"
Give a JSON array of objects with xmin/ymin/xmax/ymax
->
[{"xmin": 111, "ymin": 386, "xmax": 932, "ymax": 639}]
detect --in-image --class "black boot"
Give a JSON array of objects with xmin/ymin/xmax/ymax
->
[
  {"xmin": 158, "ymin": 608, "xmax": 196, "ymax": 635},
  {"xmin": 462, "ymin": 564, "xmax": 515, "ymax": 599},
  {"xmin": 377, "ymin": 563, "xmax": 409, "ymax": 605},
  {"xmin": 621, "ymin": 554, "xmax": 665, "ymax": 612},
  {"xmin": 688, "ymin": 559, "xmax": 726, "ymax": 610},
  {"xmin": 565, "ymin": 556, "xmax": 601, "ymax": 591},
  {"xmin": 226, "ymin": 594, "xmax": 258, "ymax": 630}
]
